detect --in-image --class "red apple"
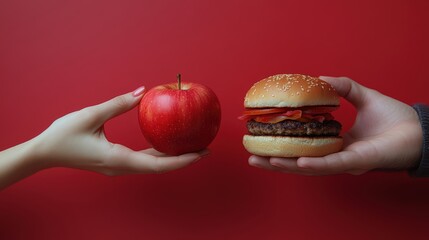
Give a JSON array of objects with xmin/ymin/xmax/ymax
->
[{"xmin": 138, "ymin": 74, "xmax": 221, "ymax": 155}]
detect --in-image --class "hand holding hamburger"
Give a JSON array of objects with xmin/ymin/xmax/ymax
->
[{"xmin": 245, "ymin": 75, "xmax": 424, "ymax": 176}]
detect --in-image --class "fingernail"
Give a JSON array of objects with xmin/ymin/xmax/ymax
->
[
  {"xmin": 248, "ymin": 156, "xmax": 263, "ymax": 167},
  {"xmin": 132, "ymin": 86, "xmax": 145, "ymax": 97}
]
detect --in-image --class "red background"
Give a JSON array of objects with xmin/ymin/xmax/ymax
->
[{"xmin": 1, "ymin": 0, "xmax": 429, "ymax": 239}]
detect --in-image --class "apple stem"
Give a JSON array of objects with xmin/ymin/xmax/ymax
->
[{"xmin": 177, "ymin": 73, "xmax": 181, "ymax": 90}]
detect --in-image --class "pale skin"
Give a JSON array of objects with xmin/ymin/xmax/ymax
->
[
  {"xmin": 0, "ymin": 87, "xmax": 208, "ymax": 190},
  {"xmin": 249, "ymin": 76, "xmax": 423, "ymax": 175}
]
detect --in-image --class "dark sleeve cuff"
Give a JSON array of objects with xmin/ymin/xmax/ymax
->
[{"xmin": 409, "ymin": 104, "xmax": 429, "ymax": 177}]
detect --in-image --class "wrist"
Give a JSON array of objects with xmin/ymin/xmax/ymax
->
[
  {"xmin": 24, "ymin": 136, "xmax": 52, "ymax": 172},
  {"xmin": 23, "ymin": 139, "xmax": 44, "ymax": 173}
]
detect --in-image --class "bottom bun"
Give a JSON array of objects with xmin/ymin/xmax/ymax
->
[{"xmin": 243, "ymin": 135, "xmax": 343, "ymax": 157}]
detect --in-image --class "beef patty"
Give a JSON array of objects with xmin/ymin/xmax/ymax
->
[{"xmin": 247, "ymin": 119, "xmax": 342, "ymax": 137}]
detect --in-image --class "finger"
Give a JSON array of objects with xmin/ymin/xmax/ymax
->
[
  {"xmin": 112, "ymin": 145, "xmax": 209, "ymax": 173},
  {"xmin": 249, "ymin": 156, "xmax": 324, "ymax": 175},
  {"xmin": 269, "ymin": 157, "xmax": 314, "ymax": 174},
  {"xmin": 140, "ymin": 148, "xmax": 168, "ymax": 157},
  {"xmin": 296, "ymin": 150, "xmax": 364, "ymax": 175},
  {"xmin": 118, "ymin": 148, "xmax": 209, "ymax": 175},
  {"xmin": 271, "ymin": 158, "xmax": 326, "ymax": 175},
  {"xmin": 248, "ymin": 155, "xmax": 283, "ymax": 171},
  {"xmin": 249, "ymin": 155, "xmax": 298, "ymax": 173},
  {"xmin": 128, "ymin": 152, "xmax": 203, "ymax": 173},
  {"xmin": 140, "ymin": 148, "xmax": 210, "ymax": 158},
  {"xmin": 86, "ymin": 86, "xmax": 145, "ymax": 125},
  {"xmin": 318, "ymin": 76, "xmax": 369, "ymax": 108}
]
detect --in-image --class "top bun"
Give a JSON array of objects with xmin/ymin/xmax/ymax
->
[{"xmin": 244, "ymin": 74, "xmax": 340, "ymax": 108}]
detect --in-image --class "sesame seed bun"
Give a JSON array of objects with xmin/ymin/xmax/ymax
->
[
  {"xmin": 243, "ymin": 135, "xmax": 343, "ymax": 157},
  {"xmin": 244, "ymin": 74, "xmax": 340, "ymax": 108}
]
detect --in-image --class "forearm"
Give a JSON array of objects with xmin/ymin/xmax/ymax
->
[{"xmin": 0, "ymin": 139, "xmax": 43, "ymax": 190}]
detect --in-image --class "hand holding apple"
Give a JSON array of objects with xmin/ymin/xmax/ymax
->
[
  {"xmin": 138, "ymin": 74, "xmax": 221, "ymax": 155},
  {"xmin": 0, "ymin": 87, "xmax": 210, "ymax": 189}
]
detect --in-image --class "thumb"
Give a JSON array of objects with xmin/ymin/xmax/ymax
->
[
  {"xmin": 89, "ymin": 86, "xmax": 146, "ymax": 124},
  {"xmin": 319, "ymin": 76, "xmax": 369, "ymax": 109}
]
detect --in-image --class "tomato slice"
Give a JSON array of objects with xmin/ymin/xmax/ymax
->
[
  {"xmin": 242, "ymin": 107, "xmax": 292, "ymax": 116},
  {"xmin": 242, "ymin": 106, "xmax": 338, "ymax": 116},
  {"xmin": 238, "ymin": 106, "xmax": 338, "ymax": 123},
  {"xmin": 301, "ymin": 106, "xmax": 339, "ymax": 114},
  {"xmin": 254, "ymin": 110, "xmax": 302, "ymax": 123},
  {"xmin": 255, "ymin": 115, "xmax": 291, "ymax": 123}
]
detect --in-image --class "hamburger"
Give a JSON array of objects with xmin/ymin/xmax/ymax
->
[{"xmin": 239, "ymin": 74, "xmax": 343, "ymax": 157}]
